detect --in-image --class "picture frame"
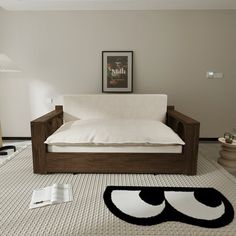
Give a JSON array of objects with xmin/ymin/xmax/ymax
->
[{"xmin": 102, "ymin": 51, "xmax": 133, "ymax": 93}]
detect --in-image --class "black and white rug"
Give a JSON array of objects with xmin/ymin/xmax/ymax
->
[{"xmin": 104, "ymin": 186, "xmax": 234, "ymax": 228}]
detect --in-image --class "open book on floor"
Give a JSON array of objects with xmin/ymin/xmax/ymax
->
[{"xmin": 30, "ymin": 183, "xmax": 73, "ymax": 209}]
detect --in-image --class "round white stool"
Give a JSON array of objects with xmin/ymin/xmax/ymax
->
[{"xmin": 218, "ymin": 137, "xmax": 236, "ymax": 169}]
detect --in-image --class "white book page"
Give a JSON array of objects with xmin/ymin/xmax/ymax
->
[
  {"xmin": 29, "ymin": 186, "xmax": 52, "ymax": 209},
  {"xmin": 51, "ymin": 184, "xmax": 73, "ymax": 204}
]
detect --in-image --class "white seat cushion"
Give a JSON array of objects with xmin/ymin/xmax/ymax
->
[{"xmin": 45, "ymin": 119, "xmax": 185, "ymax": 146}]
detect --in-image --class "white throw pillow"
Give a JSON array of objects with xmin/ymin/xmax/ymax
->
[{"xmin": 45, "ymin": 119, "xmax": 185, "ymax": 146}]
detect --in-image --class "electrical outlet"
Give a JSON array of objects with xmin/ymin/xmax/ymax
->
[
  {"xmin": 213, "ymin": 73, "xmax": 223, "ymax": 79},
  {"xmin": 206, "ymin": 71, "xmax": 223, "ymax": 79}
]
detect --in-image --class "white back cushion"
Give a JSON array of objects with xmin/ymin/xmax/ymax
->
[{"xmin": 63, "ymin": 94, "xmax": 167, "ymax": 122}]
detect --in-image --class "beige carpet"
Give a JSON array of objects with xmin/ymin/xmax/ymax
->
[
  {"xmin": 0, "ymin": 141, "xmax": 30, "ymax": 166},
  {"xmin": 0, "ymin": 145, "xmax": 235, "ymax": 236}
]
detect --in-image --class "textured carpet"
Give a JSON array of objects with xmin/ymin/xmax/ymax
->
[
  {"xmin": 0, "ymin": 141, "xmax": 29, "ymax": 166},
  {"xmin": 0, "ymin": 146, "xmax": 236, "ymax": 236}
]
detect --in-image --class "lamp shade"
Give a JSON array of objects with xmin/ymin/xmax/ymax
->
[{"xmin": 0, "ymin": 53, "xmax": 21, "ymax": 72}]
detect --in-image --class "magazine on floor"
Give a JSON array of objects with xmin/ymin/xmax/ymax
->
[{"xmin": 30, "ymin": 183, "xmax": 73, "ymax": 209}]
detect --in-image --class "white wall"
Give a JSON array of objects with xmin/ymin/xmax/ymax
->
[{"xmin": 0, "ymin": 9, "xmax": 236, "ymax": 137}]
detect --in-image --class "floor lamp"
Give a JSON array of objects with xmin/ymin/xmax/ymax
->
[{"xmin": 0, "ymin": 53, "xmax": 21, "ymax": 155}]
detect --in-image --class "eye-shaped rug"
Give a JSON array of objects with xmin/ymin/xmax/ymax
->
[{"xmin": 103, "ymin": 186, "xmax": 234, "ymax": 228}]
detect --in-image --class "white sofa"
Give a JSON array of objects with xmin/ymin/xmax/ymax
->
[{"xmin": 31, "ymin": 94, "xmax": 200, "ymax": 175}]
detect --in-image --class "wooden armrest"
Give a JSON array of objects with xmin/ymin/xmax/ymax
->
[
  {"xmin": 31, "ymin": 105, "xmax": 63, "ymax": 123},
  {"xmin": 31, "ymin": 106, "xmax": 64, "ymax": 174},
  {"xmin": 167, "ymin": 107, "xmax": 200, "ymax": 175},
  {"xmin": 167, "ymin": 107, "xmax": 199, "ymax": 140},
  {"xmin": 167, "ymin": 109, "xmax": 199, "ymax": 126},
  {"xmin": 31, "ymin": 105, "xmax": 63, "ymax": 143}
]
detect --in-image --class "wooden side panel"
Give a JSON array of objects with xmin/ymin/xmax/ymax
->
[
  {"xmin": 167, "ymin": 108, "xmax": 200, "ymax": 175},
  {"xmin": 46, "ymin": 152, "xmax": 184, "ymax": 174},
  {"xmin": 182, "ymin": 124, "xmax": 200, "ymax": 175},
  {"xmin": 31, "ymin": 122, "xmax": 47, "ymax": 173},
  {"xmin": 31, "ymin": 106, "xmax": 63, "ymax": 174}
]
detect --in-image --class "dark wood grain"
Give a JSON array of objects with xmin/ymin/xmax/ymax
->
[
  {"xmin": 166, "ymin": 108, "xmax": 200, "ymax": 175},
  {"xmin": 46, "ymin": 152, "xmax": 184, "ymax": 174},
  {"xmin": 31, "ymin": 106, "xmax": 63, "ymax": 173}
]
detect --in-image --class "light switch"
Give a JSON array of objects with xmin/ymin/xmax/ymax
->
[
  {"xmin": 46, "ymin": 98, "xmax": 54, "ymax": 104},
  {"xmin": 206, "ymin": 72, "xmax": 214, "ymax": 78}
]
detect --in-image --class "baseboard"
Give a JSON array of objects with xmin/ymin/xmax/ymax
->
[
  {"xmin": 3, "ymin": 137, "xmax": 31, "ymax": 140},
  {"xmin": 199, "ymin": 138, "xmax": 218, "ymax": 142}
]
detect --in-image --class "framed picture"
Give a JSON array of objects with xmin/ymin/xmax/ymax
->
[{"xmin": 102, "ymin": 51, "xmax": 133, "ymax": 93}]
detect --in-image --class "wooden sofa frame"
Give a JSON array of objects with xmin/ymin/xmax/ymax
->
[{"xmin": 31, "ymin": 105, "xmax": 200, "ymax": 175}]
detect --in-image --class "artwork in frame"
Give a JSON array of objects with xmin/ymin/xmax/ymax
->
[{"xmin": 102, "ymin": 51, "xmax": 133, "ymax": 93}]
